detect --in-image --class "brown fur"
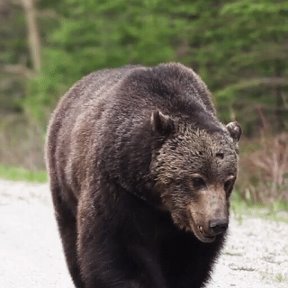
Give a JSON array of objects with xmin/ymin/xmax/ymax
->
[{"xmin": 46, "ymin": 63, "xmax": 241, "ymax": 288}]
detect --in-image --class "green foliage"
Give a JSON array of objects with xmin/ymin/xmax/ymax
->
[
  {"xmin": 2, "ymin": 0, "xmax": 288, "ymax": 132},
  {"xmin": 0, "ymin": 164, "xmax": 47, "ymax": 183},
  {"xmin": 23, "ymin": 0, "xmax": 183, "ymax": 124},
  {"xmin": 0, "ymin": 3, "xmax": 27, "ymax": 65},
  {"xmin": 0, "ymin": 1, "xmax": 28, "ymax": 113},
  {"xmin": 214, "ymin": 1, "xmax": 288, "ymax": 132}
]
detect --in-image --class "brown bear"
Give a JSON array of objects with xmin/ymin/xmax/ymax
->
[{"xmin": 46, "ymin": 63, "xmax": 241, "ymax": 288}]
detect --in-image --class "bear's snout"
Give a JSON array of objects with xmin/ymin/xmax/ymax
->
[
  {"xmin": 187, "ymin": 198, "xmax": 229, "ymax": 243},
  {"xmin": 208, "ymin": 218, "xmax": 228, "ymax": 236}
]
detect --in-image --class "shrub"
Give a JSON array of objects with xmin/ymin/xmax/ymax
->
[{"xmin": 238, "ymin": 133, "xmax": 288, "ymax": 204}]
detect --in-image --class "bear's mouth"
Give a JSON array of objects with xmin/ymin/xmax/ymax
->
[
  {"xmin": 196, "ymin": 225, "xmax": 216, "ymax": 243},
  {"xmin": 189, "ymin": 216, "xmax": 216, "ymax": 244}
]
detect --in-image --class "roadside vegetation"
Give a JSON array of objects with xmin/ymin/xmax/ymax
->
[
  {"xmin": 0, "ymin": 165, "xmax": 47, "ymax": 183},
  {"xmin": 0, "ymin": 0, "xmax": 287, "ymax": 206}
]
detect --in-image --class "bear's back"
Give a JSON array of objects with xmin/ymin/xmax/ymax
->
[{"xmin": 46, "ymin": 66, "xmax": 143, "ymax": 194}]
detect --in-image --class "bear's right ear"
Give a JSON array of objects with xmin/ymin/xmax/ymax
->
[
  {"xmin": 226, "ymin": 121, "xmax": 242, "ymax": 143},
  {"xmin": 151, "ymin": 110, "xmax": 174, "ymax": 136}
]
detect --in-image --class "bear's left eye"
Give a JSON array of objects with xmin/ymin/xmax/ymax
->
[{"xmin": 191, "ymin": 175, "xmax": 206, "ymax": 189}]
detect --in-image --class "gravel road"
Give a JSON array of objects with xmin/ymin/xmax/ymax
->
[{"xmin": 0, "ymin": 179, "xmax": 287, "ymax": 288}]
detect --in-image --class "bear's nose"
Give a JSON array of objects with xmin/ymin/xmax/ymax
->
[{"xmin": 209, "ymin": 219, "xmax": 228, "ymax": 235}]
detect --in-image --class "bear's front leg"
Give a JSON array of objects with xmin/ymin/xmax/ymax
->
[
  {"xmin": 78, "ymin": 225, "xmax": 167, "ymax": 288},
  {"xmin": 77, "ymin": 199, "xmax": 167, "ymax": 288}
]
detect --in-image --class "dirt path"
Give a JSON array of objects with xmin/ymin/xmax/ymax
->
[{"xmin": 0, "ymin": 180, "xmax": 287, "ymax": 288}]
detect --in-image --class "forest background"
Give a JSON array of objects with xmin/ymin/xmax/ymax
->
[{"xmin": 0, "ymin": 0, "xmax": 287, "ymax": 204}]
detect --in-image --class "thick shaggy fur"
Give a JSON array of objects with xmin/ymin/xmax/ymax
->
[{"xmin": 46, "ymin": 63, "xmax": 240, "ymax": 288}]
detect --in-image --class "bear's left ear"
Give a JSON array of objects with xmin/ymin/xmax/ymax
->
[
  {"xmin": 151, "ymin": 110, "xmax": 174, "ymax": 136},
  {"xmin": 226, "ymin": 121, "xmax": 242, "ymax": 142}
]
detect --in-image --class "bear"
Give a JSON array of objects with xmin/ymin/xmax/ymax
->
[{"xmin": 46, "ymin": 63, "xmax": 241, "ymax": 288}]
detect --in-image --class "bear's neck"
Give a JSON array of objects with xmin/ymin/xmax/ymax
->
[{"xmin": 101, "ymin": 117, "xmax": 159, "ymax": 204}]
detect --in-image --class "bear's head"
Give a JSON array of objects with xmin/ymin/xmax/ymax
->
[{"xmin": 150, "ymin": 111, "xmax": 241, "ymax": 243}]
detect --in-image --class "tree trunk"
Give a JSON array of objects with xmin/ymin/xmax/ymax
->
[
  {"xmin": 21, "ymin": 0, "xmax": 41, "ymax": 73},
  {"xmin": 274, "ymin": 60, "xmax": 284, "ymax": 132}
]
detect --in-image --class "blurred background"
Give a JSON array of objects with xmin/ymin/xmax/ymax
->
[{"xmin": 0, "ymin": 0, "xmax": 287, "ymax": 205}]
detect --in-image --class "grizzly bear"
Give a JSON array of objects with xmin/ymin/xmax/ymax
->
[{"xmin": 46, "ymin": 63, "xmax": 241, "ymax": 288}]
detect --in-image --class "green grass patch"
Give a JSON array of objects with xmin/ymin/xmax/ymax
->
[
  {"xmin": 0, "ymin": 164, "xmax": 47, "ymax": 183},
  {"xmin": 232, "ymin": 191, "xmax": 288, "ymax": 223}
]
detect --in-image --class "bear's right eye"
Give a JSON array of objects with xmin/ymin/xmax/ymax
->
[
  {"xmin": 191, "ymin": 175, "xmax": 206, "ymax": 189},
  {"xmin": 224, "ymin": 175, "xmax": 236, "ymax": 194}
]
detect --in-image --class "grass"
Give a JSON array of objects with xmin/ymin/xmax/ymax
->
[
  {"xmin": 231, "ymin": 191, "xmax": 288, "ymax": 223},
  {"xmin": 0, "ymin": 164, "xmax": 47, "ymax": 183},
  {"xmin": 274, "ymin": 273, "xmax": 287, "ymax": 283},
  {"xmin": 261, "ymin": 271, "xmax": 288, "ymax": 283}
]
